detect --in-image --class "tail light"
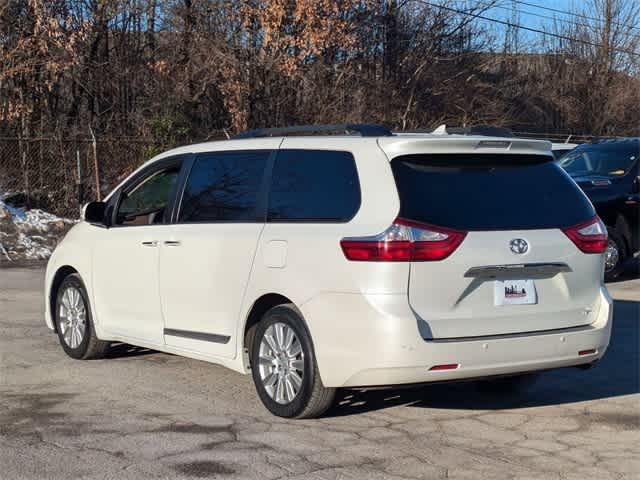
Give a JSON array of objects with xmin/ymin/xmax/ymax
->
[
  {"xmin": 341, "ymin": 218, "xmax": 467, "ymax": 262},
  {"xmin": 562, "ymin": 216, "xmax": 608, "ymax": 254}
]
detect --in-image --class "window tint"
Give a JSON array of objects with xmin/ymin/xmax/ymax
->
[
  {"xmin": 179, "ymin": 150, "xmax": 270, "ymax": 222},
  {"xmin": 559, "ymin": 142, "xmax": 639, "ymax": 178},
  {"xmin": 552, "ymin": 149, "xmax": 573, "ymax": 161},
  {"xmin": 391, "ymin": 154, "xmax": 595, "ymax": 231},
  {"xmin": 268, "ymin": 150, "xmax": 360, "ymax": 222},
  {"xmin": 116, "ymin": 167, "xmax": 180, "ymax": 226}
]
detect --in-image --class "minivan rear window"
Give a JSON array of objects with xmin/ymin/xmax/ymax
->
[
  {"xmin": 267, "ymin": 149, "xmax": 360, "ymax": 222},
  {"xmin": 391, "ymin": 154, "xmax": 595, "ymax": 231}
]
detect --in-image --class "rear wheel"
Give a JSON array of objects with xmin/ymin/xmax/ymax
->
[
  {"xmin": 604, "ymin": 227, "xmax": 628, "ymax": 281},
  {"xmin": 250, "ymin": 305, "xmax": 336, "ymax": 418},
  {"xmin": 54, "ymin": 274, "xmax": 109, "ymax": 360}
]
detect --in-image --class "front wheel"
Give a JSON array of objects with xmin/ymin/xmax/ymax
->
[
  {"xmin": 250, "ymin": 305, "xmax": 336, "ymax": 418},
  {"xmin": 54, "ymin": 273, "xmax": 109, "ymax": 360}
]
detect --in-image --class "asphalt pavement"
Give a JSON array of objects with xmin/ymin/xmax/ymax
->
[{"xmin": 1, "ymin": 266, "xmax": 638, "ymax": 479}]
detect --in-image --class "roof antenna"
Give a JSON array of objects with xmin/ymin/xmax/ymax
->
[{"xmin": 432, "ymin": 124, "xmax": 448, "ymax": 135}]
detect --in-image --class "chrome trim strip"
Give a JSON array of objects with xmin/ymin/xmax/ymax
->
[
  {"xmin": 424, "ymin": 324, "xmax": 594, "ymax": 343},
  {"xmin": 163, "ymin": 328, "xmax": 230, "ymax": 344},
  {"xmin": 464, "ymin": 262, "xmax": 572, "ymax": 278}
]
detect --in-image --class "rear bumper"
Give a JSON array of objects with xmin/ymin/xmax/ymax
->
[{"xmin": 301, "ymin": 287, "xmax": 613, "ymax": 388}]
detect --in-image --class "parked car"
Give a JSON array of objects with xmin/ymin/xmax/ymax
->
[
  {"xmin": 45, "ymin": 124, "xmax": 612, "ymax": 418},
  {"xmin": 551, "ymin": 142, "xmax": 578, "ymax": 160},
  {"xmin": 558, "ymin": 138, "xmax": 639, "ymax": 279}
]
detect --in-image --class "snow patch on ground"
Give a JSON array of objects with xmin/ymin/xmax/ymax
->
[{"xmin": 0, "ymin": 191, "xmax": 75, "ymax": 263}]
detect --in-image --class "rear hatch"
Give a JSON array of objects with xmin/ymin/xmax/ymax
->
[{"xmin": 381, "ymin": 140, "xmax": 603, "ymax": 340}]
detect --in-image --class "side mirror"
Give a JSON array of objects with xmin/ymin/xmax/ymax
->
[{"xmin": 81, "ymin": 201, "xmax": 108, "ymax": 226}]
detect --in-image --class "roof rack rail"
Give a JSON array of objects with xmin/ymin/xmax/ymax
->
[{"xmin": 232, "ymin": 124, "xmax": 392, "ymax": 139}]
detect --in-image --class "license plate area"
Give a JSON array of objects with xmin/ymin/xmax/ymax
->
[{"xmin": 494, "ymin": 279, "xmax": 537, "ymax": 306}]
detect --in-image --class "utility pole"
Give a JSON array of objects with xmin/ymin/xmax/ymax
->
[{"xmin": 505, "ymin": 0, "xmax": 519, "ymax": 54}]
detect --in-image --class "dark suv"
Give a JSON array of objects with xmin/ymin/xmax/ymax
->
[{"xmin": 558, "ymin": 139, "xmax": 639, "ymax": 279}]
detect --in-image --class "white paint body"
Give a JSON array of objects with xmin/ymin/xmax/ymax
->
[{"xmin": 45, "ymin": 134, "xmax": 612, "ymax": 388}]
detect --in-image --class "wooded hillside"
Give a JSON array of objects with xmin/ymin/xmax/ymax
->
[{"xmin": 1, "ymin": 0, "xmax": 639, "ymax": 145}]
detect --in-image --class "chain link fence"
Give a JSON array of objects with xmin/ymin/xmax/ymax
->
[
  {"xmin": 0, "ymin": 136, "xmax": 163, "ymax": 219},
  {"xmin": 511, "ymin": 131, "xmax": 601, "ymax": 144},
  {"xmin": 0, "ymin": 136, "xmax": 163, "ymax": 266}
]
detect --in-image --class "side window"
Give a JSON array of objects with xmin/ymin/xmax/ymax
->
[
  {"xmin": 268, "ymin": 149, "xmax": 360, "ymax": 222},
  {"xmin": 179, "ymin": 150, "xmax": 270, "ymax": 223},
  {"xmin": 116, "ymin": 166, "xmax": 181, "ymax": 226}
]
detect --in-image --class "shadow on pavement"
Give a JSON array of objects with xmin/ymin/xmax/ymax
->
[
  {"xmin": 103, "ymin": 342, "xmax": 157, "ymax": 359},
  {"xmin": 329, "ymin": 299, "xmax": 639, "ymax": 417}
]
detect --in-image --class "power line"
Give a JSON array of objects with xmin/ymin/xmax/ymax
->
[
  {"xmin": 414, "ymin": 0, "xmax": 640, "ymax": 58},
  {"xmin": 511, "ymin": 0, "xmax": 640, "ymax": 32},
  {"xmin": 479, "ymin": 2, "xmax": 613, "ymax": 33}
]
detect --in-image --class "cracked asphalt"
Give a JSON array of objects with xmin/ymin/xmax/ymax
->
[{"xmin": 1, "ymin": 267, "xmax": 639, "ymax": 480}]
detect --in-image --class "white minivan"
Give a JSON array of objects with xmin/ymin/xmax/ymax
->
[{"xmin": 45, "ymin": 124, "xmax": 612, "ymax": 418}]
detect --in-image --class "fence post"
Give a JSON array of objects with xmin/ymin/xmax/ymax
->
[
  {"xmin": 18, "ymin": 136, "xmax": 30, "ymax": 208},
  {"xmin": 76, "ymin": 149, "xmax": 83, "ymax": 208},
  {"xmin": 38, "ymin": 126, "xmax": 44, "ymax": 191},
  {"xmin": 89, "ymin": 127, "xmax": 101, "ymax": 201}
]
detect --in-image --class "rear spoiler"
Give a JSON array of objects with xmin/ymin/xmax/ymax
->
[{"xmin": 378, "ymin": 136, "xmax": 552, "ymax": 159}]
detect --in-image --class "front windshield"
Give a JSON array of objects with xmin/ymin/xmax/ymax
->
[{"xmin": 559, "ymin": 142, "xmax": 638, "ymax": 178}]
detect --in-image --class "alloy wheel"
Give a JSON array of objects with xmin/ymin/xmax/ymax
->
[
  {"xmin": 604, "ymin": 239, "xmax": 620, "ymax": 273},
  {"xmin": 257, "ymin": 322, "xmax": 305, "ymax": 404},
  {"xmin": 58, "ymin": 286, "xmax": 87, "ymax": 349}
]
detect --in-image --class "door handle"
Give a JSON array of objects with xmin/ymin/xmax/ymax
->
[
  {"xmin": 164, "ymin": 240, "xmax": 181, "ymax": 247},
  {"xmin": 141, "ymin": 241, "xmax": 158, "ymax": 247}
]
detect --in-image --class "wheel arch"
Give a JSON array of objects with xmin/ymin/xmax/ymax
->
[
  {"xmin": 613, "ymin": 213, "xmax": 633, "ymax": 253},
  {"xmin": 49, "ymin": 265, "xmax": 79, "ymax": 332},
  {"xmin": 242, "ymin": 293, "xmax": 293, "ymax": 361}
]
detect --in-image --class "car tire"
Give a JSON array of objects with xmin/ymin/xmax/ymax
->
[
  {"xmin": 54, "ymin": 273, "xmax": 109, "ymax": 360},
  {"xmin": 604, "ymin": 227, "xmax": 628, "ymax": 281},
  {"xmin": 475, "ymin": 373, "xmax": 539, "ymax": 395},
  {"xmin": 250, "ymin": 304, "xmax": 336, "ymax": 419}
]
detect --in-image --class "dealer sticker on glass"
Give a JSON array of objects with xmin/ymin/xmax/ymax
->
[{"xmin": 494, "ymin": 279, "xmax": 537, "ymax": 306}]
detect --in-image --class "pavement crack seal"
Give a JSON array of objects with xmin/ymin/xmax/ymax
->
[{"xmin": 34, "ymin": 429, "xmax": 131, "ymax": 463}]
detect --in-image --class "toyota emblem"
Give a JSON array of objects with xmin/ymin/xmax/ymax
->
[{"xmin": 510, "ymin": 238, "xmax": 529, "ymax": 255}]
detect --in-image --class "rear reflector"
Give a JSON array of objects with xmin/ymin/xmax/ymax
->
[
  {"xmin": 341, "ymin": 218, "xmax": 466, "ymax": 262},
  {"xmin": 579, "ymin": 349, "xmax": 597, "ymax": 356},
  {"xmin": 429, "ymin": 363, "xmax": 460, "ymax": 371},
  {"xmin": 562, "ymin": 216, "xmax": 608, "ymax": 254}
]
